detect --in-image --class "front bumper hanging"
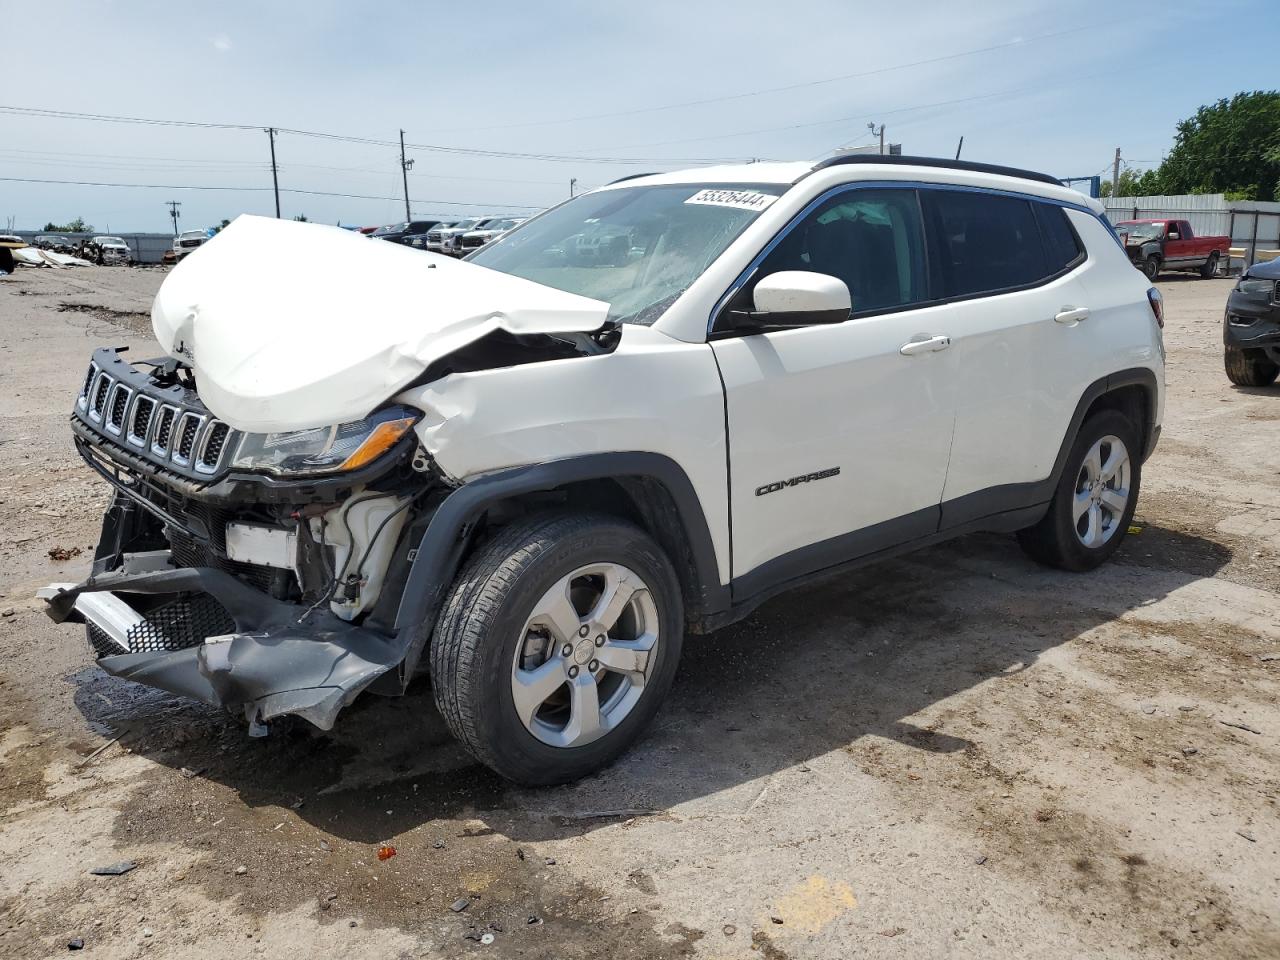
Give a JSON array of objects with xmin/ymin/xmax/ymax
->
[{"xmin": 40, "ymin": 566, "xmax": 412, "ymax": 731}]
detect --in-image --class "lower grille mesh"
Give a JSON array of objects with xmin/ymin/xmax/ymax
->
[{"xmin": 86, "ymin": 594, "xmax": 236, "ymax": 658}]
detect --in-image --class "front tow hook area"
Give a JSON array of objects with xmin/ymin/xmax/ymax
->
[{"xmin": 40, "ymin": 566, "xmax": 413, "ymax": 731}]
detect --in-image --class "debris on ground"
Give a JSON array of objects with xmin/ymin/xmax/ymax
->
[
  {"xmin": 1236, "ymin": 829, "xmax": 1257, "ymax": 843},
  {"xmin": 47, "ymin": 545, "xmax": 82, "ymax": 561},
  {"xmin": 1219, "ymin": 720, "xmax": 1262, "ymax": 735},
  {"xmin": 234, "ymin": 865, "xmax": 248, "ymax": 875},
  {"xmin": 377, "ymin": 844, "xmax": 397, "ymax": 861},
  {"xmin": 67, "ymin": 938, "xmax": 84, "ymax": 950},
  {"xmin": 89, "ymin": 861, "xmax": 136, "ymax": 876},
  {"xmin": 450, "ymin": 898, "xmax": 470, "ymax": 913}
]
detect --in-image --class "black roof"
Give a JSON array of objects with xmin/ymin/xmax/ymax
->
[{"xmin": 806, "ymin": 154, "xmax": 1061, "ymax": 187}]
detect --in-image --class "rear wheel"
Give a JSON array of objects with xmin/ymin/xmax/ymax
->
[
  {"xmin": 1225, "ymin": 346, "xmax": 1280, "ymax": 387},
  {"xmin": 1142, "ymin": 256, "xmax": 1161, "ymax": 281},
  {"xmin": 1199, "ymin": 251, "xmax": 1220, "ymax": 278},
  {"xmin": 430, "ymin": 513, "xmax": 683, "ymax": 785},
  {"xmin": 1018, "ymin": 409, "xmax": 1141, "ymax": 571}
]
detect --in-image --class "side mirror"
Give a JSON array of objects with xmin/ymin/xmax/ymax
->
[
  {"xmin": 729, "ymin": 271, "xmax": 852, "ymax": 329},
  {"xmin": 1167, "ymin": 231, "xmax": 1180, "ymax": 240}
]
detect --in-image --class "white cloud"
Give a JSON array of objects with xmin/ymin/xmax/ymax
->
[{"xmin": 211, "ymin": 34, "xmax": 232, "ymax": 52}]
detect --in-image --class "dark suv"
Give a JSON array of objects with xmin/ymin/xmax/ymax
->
[
  {"xmin": 1224, "ymin": 258, "xmax": 1280, "ymax": 387},
  {"xmin": 371, "ymin": 220, "xmax": 446, "ymax": 245}
]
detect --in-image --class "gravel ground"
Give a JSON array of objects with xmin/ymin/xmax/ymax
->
[{"xmin": 0, "ymin": 265, "xmax": 1277, "ymax": 960}]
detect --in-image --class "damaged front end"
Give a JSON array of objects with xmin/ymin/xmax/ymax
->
[{"xmin": 42, "ymin": 346, "xmax": 447, "ymax": 732}]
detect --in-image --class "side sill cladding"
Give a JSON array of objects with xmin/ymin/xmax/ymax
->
[{"xmin": 392, "ymin": 452, "xmax": 729, "ymax": 667}]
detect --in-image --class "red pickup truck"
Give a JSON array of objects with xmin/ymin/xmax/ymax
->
[{"xmin": 1114, "ymin": 218, "xmax": 1230, "ymax": 280}]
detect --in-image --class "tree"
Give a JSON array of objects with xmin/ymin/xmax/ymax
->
[
  {"xmin": 42, "ymin": 217, "xmax": 93, "ymax": 233},
  {"xmin": 292, "ymin": 213, "xmax": 309, "ymax": 222},
  {"xmin": 1154, "ymin": 91, "xmax": 1280, "ymax": 201},
  {"xmin": 1101, "ymin": 168, "xmax": 1165, "ymax": 198}
]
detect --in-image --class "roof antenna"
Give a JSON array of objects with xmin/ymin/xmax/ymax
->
[{"xmin": 955, "ymin": 136, "xmax": 964, "ymax": 160}]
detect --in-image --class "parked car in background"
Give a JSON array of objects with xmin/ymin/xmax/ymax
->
[
  {"xmin": 174, "ymin": 230, "xmax": 209, "ymax": 261},
  {"xmin": 1114, "ymin": 219, "xmax": 1230, "ymax": 281},
  {"xmin": 370, "ymin": 220, "xmax": 446, "ymax": 245},
  {"xmin": 458, "ymin": 218, "xmax": 525, "ymax": 254},
  {"xmin": 44, "ymin": 155, "xmax": 1164, "ymax": 785},
  {"xmin": 91, "ymin": 236, "xmax": 133, "ymax": 264},
  {"xmin": 35, "ymin": 235, "xmax": 75, "ymax": 253},
  {"xmin": 1223, "ymin": 257, "xmax": 1280, "ymax": 387},
  {"xmin": 428, "ymin": 217, "xmax": 490, "ymax": 256}
]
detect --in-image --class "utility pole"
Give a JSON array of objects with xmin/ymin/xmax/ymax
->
[
  {"xmin": 569, "ymin": 177, "xmax": 577, "ymax": 198},
  {"xmin": 955, "ymin": 136, "xmax": 964, "ymax": 160},
  {"xmin": 399, "ymin": 130, "xmax": 414, "ymax": 221},
  {"xmin": 265, "ymin": 127, "xmax": 281, "ymax": 218},
  {"xmin": 1111, "ymin": 147, "xmax": 1122, "ymax": 199},
  {"xmin": 166, "ymin": 200, "xmax": 181, "ymax": 236},
  {"xmin": 868, "ymin": 122, "xmax": 885, "ymax": 155}
]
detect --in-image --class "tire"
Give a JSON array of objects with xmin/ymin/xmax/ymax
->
[
  {"xmin": 1017, "ymin": 409, "xmax": 1142, "ymax": 572},
  {"xmin": 1199, "ymin": 251, "xmax": 1219, "ymax": 278},
  {"xmin": 430, "ymin": 512, "xmax": 684, "ymax": 785},
  {"xmin": 1142, "ymin": 256, "xmax": 1161, "ymax": 281},
  {"xmin": 1224, "ymin": 346, "xmax": 1280, "ymax": 387}
]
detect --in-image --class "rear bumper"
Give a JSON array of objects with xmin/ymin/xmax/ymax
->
[{"xmin": 41, "ymin": 565, "xmax": 411, "ymax": 730}]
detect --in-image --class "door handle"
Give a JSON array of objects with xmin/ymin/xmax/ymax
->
[
  {"xmin": 1054, "ymin": 306, "xmax": 1090, "ymax": 324},
  {"xmin": 900, "ymin": 335, "xmax": 951, "ymax": 356}
]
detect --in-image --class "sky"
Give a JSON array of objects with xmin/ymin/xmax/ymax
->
[{"xmin": 2, "ymin": 0, "xmax": 1276, "ymax": 234}]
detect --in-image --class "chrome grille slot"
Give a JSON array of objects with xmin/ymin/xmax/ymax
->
[
  {"xmin": 152, "ymin": 405, "xmax": 179, "ymax": 455},
  {"xmin": 90, "ymin": 373, "xmax": 112, "ymax": 420},
  {"xmin": 106, "ymin": 384, "xmax": 132, "ymax": 434},
  {"xmin": 196, "ymin": 421, "xmax": 232, "ymax": 474},
  {"xmin": 128, "ymin": 396, "xmax": 156, "ymax": 447},
  {"xmin": 172, "ymin": 413, "xmax": 205, "ymax": 465},
  {"xmin": 78, "ymin": 362, "xmax": 99, "ymax": 409}
]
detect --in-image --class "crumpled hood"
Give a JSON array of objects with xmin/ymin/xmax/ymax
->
[{"xmin": 151, "ymin": 215, "xmax": 609, "ymax": 433}]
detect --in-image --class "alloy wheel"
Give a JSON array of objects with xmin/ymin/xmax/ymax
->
[
  {"xmin": 511, "ymin": 562, "xmax": 659, "ymax": 748},
  {"xmin": 1073, "ymin": 434, "xmax": 1131, "ymax": 548}
]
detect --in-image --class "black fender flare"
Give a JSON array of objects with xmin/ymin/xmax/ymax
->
[{"xmin": 391, "ymin": 452, "xmax": 728, "ymax": 676}]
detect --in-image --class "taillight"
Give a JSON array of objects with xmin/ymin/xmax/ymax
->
[{"xmin": 1147, "ymin": 287, "xmax": 1164, "ymax": 328}]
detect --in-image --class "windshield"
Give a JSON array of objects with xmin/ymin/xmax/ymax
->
[
  {"xmin": 99, "ymin": 237, "xmax": 125, "ymax": 244},
  {"xmin": 451, "ymin": 219, "xmax": 481, "ymax": 231},
  {"xmin": 1115, "ymin": 221, "xmax": 1165, "ymax": 241},
  {"xmin": 373, "ymin": 222, "xmax": 406, "ymax": 235},
  {"xmin": 468, "ymin": 183, "xmax": 784, "ymax": 325}
]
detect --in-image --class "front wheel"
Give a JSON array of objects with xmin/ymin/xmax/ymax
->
[
  {"xmin": 430, "ymin": 513, "xmax": 684, "ymax": 785},
  {"xmin": 1142, "ymin": 256, "xmax": 1161, "ymax": 281},
  {"xmin": 1017, "ymin": 409, "xmax": 1141, "ymax": 571},
  {"xmin": 1225, "ymin": 346, "xmax": 1280, "ymax": 387}
]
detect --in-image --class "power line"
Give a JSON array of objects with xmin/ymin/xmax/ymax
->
[
  {"xmin": 0, "ymin": 104, "xmax": 745, "ymax": 165},
  {"xmin": 0, "ymin": 176, "xmax": 540, "ymax": 209},
  {"xmin": 428, "ymin": 24, "xmax": 1098, "ymax": 134}
]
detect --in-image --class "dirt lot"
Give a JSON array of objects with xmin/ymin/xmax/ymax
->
[{"xmin": 0, "ymin": 265, "xmax": 1276, "ymax": 960}]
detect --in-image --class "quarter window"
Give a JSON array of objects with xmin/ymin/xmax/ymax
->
[
  {"xmin": 925, "ymin": 191, "xmax": 1049, "ymax": 297},
  {"xmin": 750, "ymin": 188, "xmax": 927, "ymax": 316},
  {"xmin": 1034, "ymin": 203, "xmax": 1085, "ymax": 274}
]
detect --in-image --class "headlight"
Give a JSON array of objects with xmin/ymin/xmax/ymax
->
[
  {"xmin": 1235, "ymin": 278, "xmax": 1274, "ymax": 295},
  {"xmin": 230, "ymin": 405, "xmax": 420, "ymax": 476}
]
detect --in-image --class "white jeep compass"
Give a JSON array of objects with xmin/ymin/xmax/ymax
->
[{"xmin": 44, "ymin": 155, "xmax": 1164, "ymax": 784}]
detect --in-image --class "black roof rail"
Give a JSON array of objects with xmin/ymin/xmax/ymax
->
[
  {"xmin": 606, "ymin": 172, "xmax": 661, "ymax": 185},
  {"xmin": 803, "ymin": 154, "xmax": 1061, "ymax": 187}
]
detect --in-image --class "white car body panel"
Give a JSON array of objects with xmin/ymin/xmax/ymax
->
[
  {"xmin": 149, "ymin": 215, "xmax": 609, "ymax": 433},
  {"xmin": 711, "ymin": 302, "xmax": 957, "ymax": 577},
  {"xmin": 401, "ymin": 325, "xmax": 733, "ymax": 584}
]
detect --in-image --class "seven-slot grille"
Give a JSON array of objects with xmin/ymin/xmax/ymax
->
[{"xmin": 77, "ymin": 358, "xmax": 238, "ymax": 478}]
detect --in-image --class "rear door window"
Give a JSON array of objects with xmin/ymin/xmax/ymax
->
[{"xmin": 924, "ymin": 191, "xmax": 1050, "ymax": 298}]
